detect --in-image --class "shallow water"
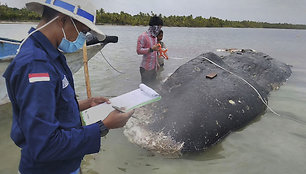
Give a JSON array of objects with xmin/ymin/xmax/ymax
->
[{"xmin": 0, "ymin": 24, "xmax": 306, "ymax": 174}]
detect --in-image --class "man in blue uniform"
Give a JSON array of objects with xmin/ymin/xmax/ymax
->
[{"xmin": 2, "ymin": 0, "xmax": 134, "ymax": 173}]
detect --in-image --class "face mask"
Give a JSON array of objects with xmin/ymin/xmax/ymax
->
[
  {"xmin": 58, "ymin": 18, "xmax": 86, "ymax": 53},
  {"xmin": 149, "ymin": 26, "xmax": 162, "ymax": 37}
]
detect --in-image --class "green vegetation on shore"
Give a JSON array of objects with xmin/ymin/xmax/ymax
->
[
  {"xmin": 0, "ymin": 4, "xmax": 40, "ymax": 21},
  {"xmin": 1, "ymin": 4, "xmax": 305, "ymax": 30}
]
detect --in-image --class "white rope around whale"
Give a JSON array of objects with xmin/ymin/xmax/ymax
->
[
  {"xmin": 99, "ymin": 50, "xmax": 125, "ymax": 74},
  {"xmin": 203, "ymin": 56, "xmax": 281, "ymax": 116}
]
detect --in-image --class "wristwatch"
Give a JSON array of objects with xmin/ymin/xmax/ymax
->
[
  {"xmin": 149, "ymin": 48, "xmax": 154, "ymax": 52},
  {"xmin": 97, "ymin": 120, "xmax": 109, "ymax": 137}
]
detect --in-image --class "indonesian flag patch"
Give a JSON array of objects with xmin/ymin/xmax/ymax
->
[{"xmin": 28, "ymin": 73, "xmax": 50, "ymax": 83}]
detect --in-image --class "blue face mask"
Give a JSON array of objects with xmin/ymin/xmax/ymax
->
[{"xmin": 58, "ymin": 18, "xmax": 86, "ymax": 53}]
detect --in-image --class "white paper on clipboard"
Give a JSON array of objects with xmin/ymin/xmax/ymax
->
[{"xmin": 81, "ymin": 84, "xmax": 161, "ymax": 125}]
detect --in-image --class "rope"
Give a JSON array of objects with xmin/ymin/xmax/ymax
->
[
  {"xmin": 203, "ymin": 56, "xmax": 281, "ymax": 116},
  {"xmin": 99, "ymin": 50, "xmax": 125, "ymax": 74},
  {"xmin": 17, "ymin": 16, "xmax": 59, "ymax": 54}
]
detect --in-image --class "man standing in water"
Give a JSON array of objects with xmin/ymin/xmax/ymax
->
[
  {"xmin": 2, "ymin": 0, "xmax": 133, "ymax": 173},
  {"xmin": 137, "ymin": 15, "xmax": 163, "ymax": 86}
]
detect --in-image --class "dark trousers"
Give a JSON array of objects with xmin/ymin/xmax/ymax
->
[{"xmin": 140, "ymin": 67, "xmax": 157, "ymax": 86}]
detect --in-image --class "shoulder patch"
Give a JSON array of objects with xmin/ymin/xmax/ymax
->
[
  {"xmin": 28, "ymin": 73, "xmax": 50, "ymax": 83},
  {"xmin": 62, "ymin": 75, "xmax": 69, "ymax": 89}
]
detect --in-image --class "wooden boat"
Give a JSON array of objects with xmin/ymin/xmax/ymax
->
[{"xmin": 0, "ymin": 35, "xmax": 118, "ymax": 105}]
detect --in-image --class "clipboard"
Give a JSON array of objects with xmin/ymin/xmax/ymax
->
[{"xmin": 81, "ymin": 84, "xmax": 161, "ymax": 125}]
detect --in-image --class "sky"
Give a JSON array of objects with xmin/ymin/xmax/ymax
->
[{"xmin": 1, "ymin": 0, "xmax": 306, "ymax": 24}]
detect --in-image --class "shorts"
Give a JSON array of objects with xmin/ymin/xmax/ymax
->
[{"xmin": 140, "ymin": 67, "xmax": 157, "ymax": 86}]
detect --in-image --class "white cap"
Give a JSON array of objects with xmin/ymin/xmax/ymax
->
[{"xmin": 26, "ymin": 0, "xmax": 106, "ymax": 41}]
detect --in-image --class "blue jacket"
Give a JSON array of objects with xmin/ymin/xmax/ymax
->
[{"xmin": 3, "ymin": 28, "xmax": 101, "ymax": 174}]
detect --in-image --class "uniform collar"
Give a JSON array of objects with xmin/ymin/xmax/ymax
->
[{"xmin": 29, "ymin": 27, "xmax": 61, "ymax": 60}]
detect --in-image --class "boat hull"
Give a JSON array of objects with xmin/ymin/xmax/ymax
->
[{"xmin": 0, "ymin": 38, "xmax": 20, "ymax": 58}]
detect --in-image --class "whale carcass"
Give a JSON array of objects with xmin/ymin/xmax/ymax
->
[{"xmin": 124, "ymin": 50, "xmax": 292, "ymax": 156}]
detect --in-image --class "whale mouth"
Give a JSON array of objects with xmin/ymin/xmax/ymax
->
[{"xmin": 124, "ymin": 108, "xmax": 184, "ymax": 158}]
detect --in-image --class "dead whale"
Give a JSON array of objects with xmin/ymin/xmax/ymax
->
[{"xmin": 124, "ymin": 50, "xmax": 292, "ymax": 156}]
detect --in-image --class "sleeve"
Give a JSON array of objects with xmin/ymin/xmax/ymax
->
[
  {"xmin": 13, "ymin": 60, "xmax": 101, "ymax": 162},
  {"xmin": 136, "ymin": 34, "xmax": 150, "ymax": 55}
]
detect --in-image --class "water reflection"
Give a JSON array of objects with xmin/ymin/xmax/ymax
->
[{"xmin": 182, "ymin": 143, "xmax": 225, "ymax": 161}]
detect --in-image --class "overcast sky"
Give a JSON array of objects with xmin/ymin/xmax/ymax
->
[{"xmin": 1, "ymin": 0, "xmax": 305, "ymax": 24}]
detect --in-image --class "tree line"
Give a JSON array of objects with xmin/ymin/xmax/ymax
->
[
  {"xmin": 1, "ymin": 4, "xmax": 306, "ymax": 30},
  {"xmin": 96, "ymin": 9, "xmax": 306, "ymax": 30},
  {"xmin": 0, "ymin": 4, "xmax": 40, "ymax": 21}
]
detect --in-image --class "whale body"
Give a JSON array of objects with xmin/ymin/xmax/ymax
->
[{"xmin": 124, "ymin": 50, "xmax": 292, "ymax": 156}]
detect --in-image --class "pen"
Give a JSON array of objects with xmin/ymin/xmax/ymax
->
[
  {"xmin": 112, "ymin": 105, "xmax": 138, "ymax": 119},
  {"xmin": 112, "ymin": 105, "xmax": 126, "ymax": 113}
]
